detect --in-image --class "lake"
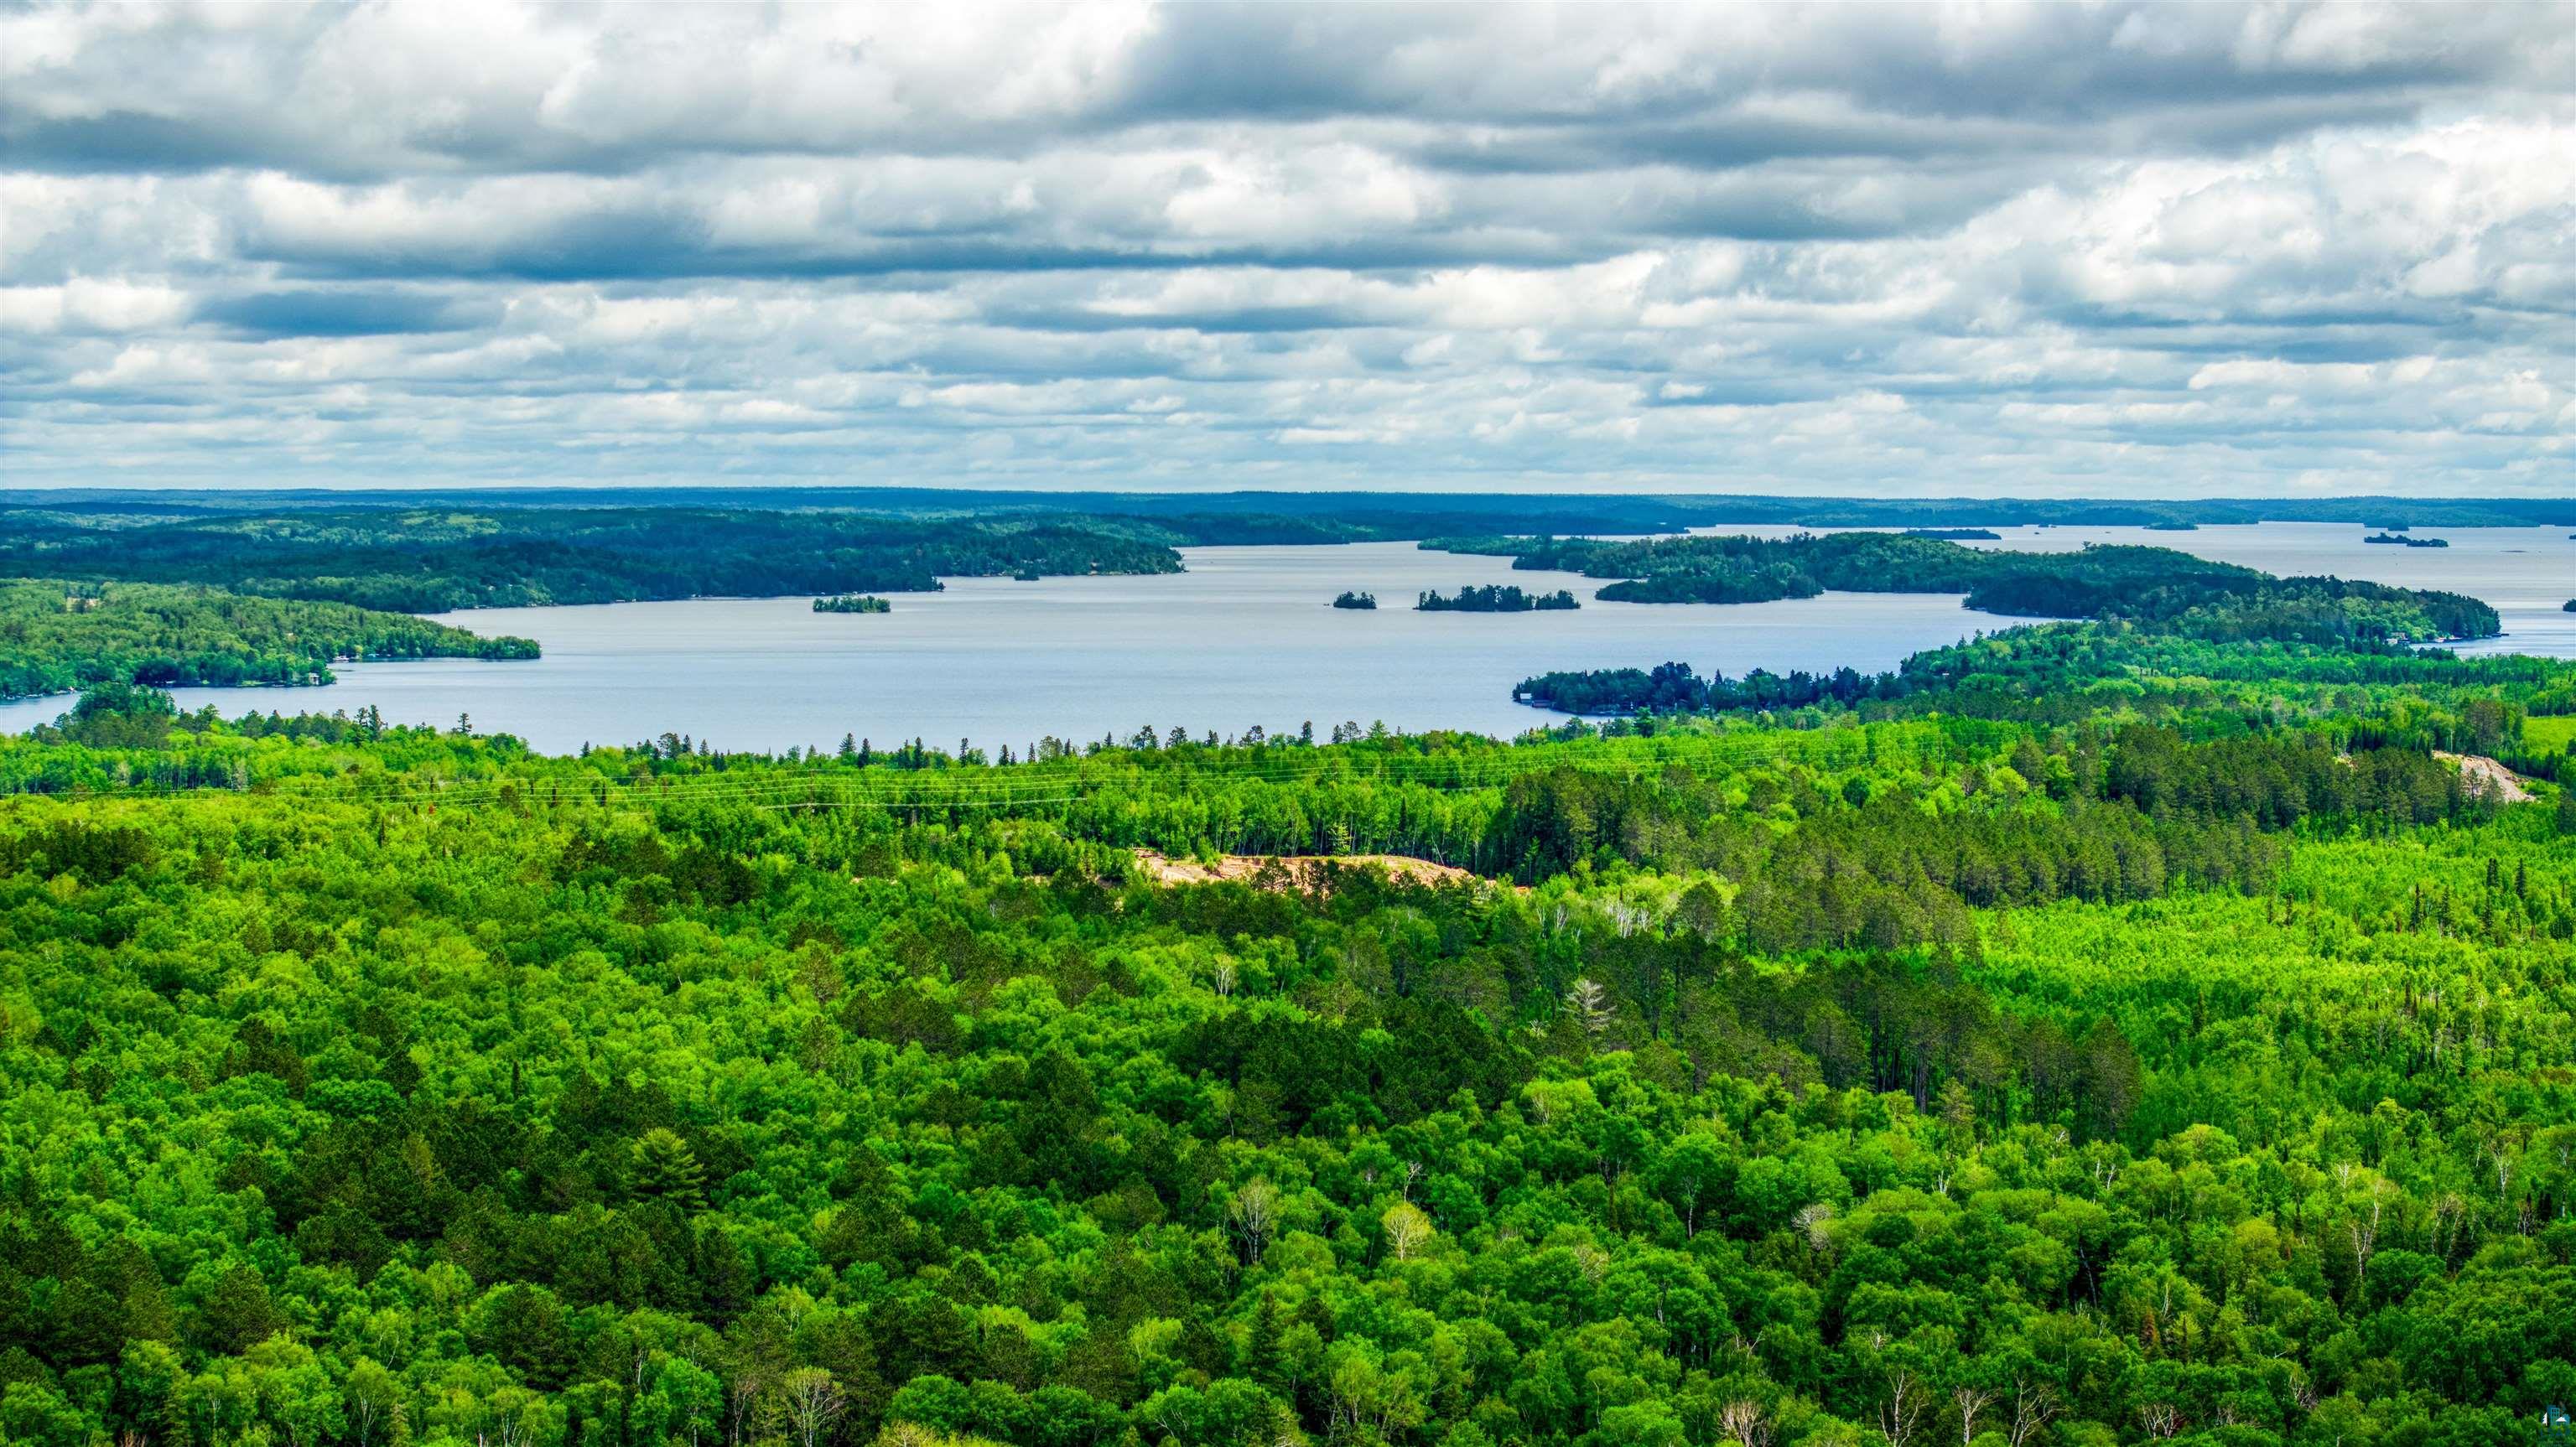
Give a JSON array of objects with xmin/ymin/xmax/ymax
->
[{"xmin": 3, "ymin": 522, "xmax": 2568, "ymax": 752}]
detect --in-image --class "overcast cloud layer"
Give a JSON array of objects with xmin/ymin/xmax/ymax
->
[{"xmin": 3, "ymin": 2, "xmax": 2573, "ymax": 496}]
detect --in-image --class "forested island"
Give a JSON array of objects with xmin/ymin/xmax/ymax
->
[
  {"xmin": 4, "ymin": 595, "xmax": 2576, "ymax": 1447},
  {"xmin": 1511, "ymin": 545, "xmax": 2502, "ymax": 718},
  {"xmin": 0, "ymin": 578, "xmax": 537, "ymax": 700},
  {"xmin": 1331, "ymin": 590, "xmax": 1378, "ymax": 609},
  {"xmin": 1416, "ymin": 584, "xmax": 1580, "ymax": 612},
  {"xmin": 2366, "ymin": 532, "xmax": 2450, "ymax": 548},
  {"xmin": 1899, "ymin": 527, "xmax": 2001, "ymax": 541},
  {"xmin": 813, "ymin": 594, "xmax": 894, "ymax": 614},
  {"xmin": 1429, "ymin": 532, "xmax": 2496, "ymax": 644}
]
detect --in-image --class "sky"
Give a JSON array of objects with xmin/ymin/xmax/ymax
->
[{"xmin": 2, "ymin": 2, "xmax": 2572, "ymax": 498}]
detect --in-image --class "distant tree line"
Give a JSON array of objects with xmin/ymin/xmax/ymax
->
[
  {"xmin": 0, "ymin": 508, "xmax": 1188, "ymax": 614},
  {"xmin": 1516, "ymin": 617, "xmax": 2560, "ymax": 726}
]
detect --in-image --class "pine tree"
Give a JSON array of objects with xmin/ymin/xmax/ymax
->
[
  {"xmin": 1565, "ymin": 978, "xmax": 1615, "ymax": 1043},
  {"xmin": 1178, "ymin": 1313, "xmax": 1229, "ymax": 1377},
  {"xmin": 1244, "ymin": 1292, "xmax": 1285, "ymax": 1394},
  {"xmin": 631, "ymin": 1128, "xmax": 707, "ymax": 1209}
]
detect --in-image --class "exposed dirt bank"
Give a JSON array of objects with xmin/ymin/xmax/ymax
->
[{"xmin": 1130, "ymin": 849, "xmax": 1488, "ymax": 889}]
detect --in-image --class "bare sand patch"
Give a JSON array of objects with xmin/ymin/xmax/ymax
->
[
  {"xmin": 2436, "ymin": 752, "xmax": 2536, "ymax": 804},
  {"xmin": 1131, "ymin": 848, "xmax": 1487, "ymax": 889}
]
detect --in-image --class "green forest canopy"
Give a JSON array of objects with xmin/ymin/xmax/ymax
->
[
  {"xmin": 7, "ymin": 492, "xmax": 2576, "ymax": 1447},
  {"xmin": 4, "ymin": 612, "xmax": 2576, "ymax": 1447}
]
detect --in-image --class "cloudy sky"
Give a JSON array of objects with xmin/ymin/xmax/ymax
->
[{"xmin": 3, "ymin": 2, "xmax": 2572, "ymax": 496}]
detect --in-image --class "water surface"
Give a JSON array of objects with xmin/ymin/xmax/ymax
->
[
  {"xmin": 4, "ymin": 523, "xmax": 2566, "ymax": 753},
  {"xmin": 0, "ymin": 543, "xmax": 2044, "ymax": 753}
]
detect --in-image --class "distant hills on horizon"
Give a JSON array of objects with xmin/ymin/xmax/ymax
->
[{"xmin": 5, "ymin": 486, "xmax": 2573, "ymax": 532}]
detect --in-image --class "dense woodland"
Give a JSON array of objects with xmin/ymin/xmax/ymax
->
[
  {"xmin": 6, "ymin": 614, "xmax": 2576, "ymax": 1447},
  {"xmin": 0, "ymin": 580, "xmax": 538, "ymax": 701},
  {"xmin": 7, "ymin": 495, "xmax": 2576, "ymax": 1447},
  {"xmin": 1512, "ymin": 625, "xmax": 2576, "ymax": 735}
]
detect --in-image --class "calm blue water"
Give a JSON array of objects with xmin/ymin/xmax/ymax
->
[{"xmin": 3, "ymin": 523, "xmax": 2567, "ymax": 754}]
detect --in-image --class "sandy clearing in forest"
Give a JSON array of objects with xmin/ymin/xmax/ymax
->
[
  {"xmin": 1130, "ymin": 848, "xmax": 1489, "ymax": 889},
  {"xmin": 2437, "ymin": 752, "xmax": 2536, "ymax": 804}
]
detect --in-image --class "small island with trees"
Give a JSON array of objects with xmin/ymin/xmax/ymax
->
[
  {"xmin": 1331, "ymin": 590, "xmax": 1378, "ymax": 609},
  {"xmin": 1416, "ymin": 584, "xmax": 1579, "ymax": 612},
  {"xmin": 1900, "ymin": 527, "xmax": 2001, "ymax": 541},
  {"xmin": 2366, "ymin": 532, "xmax": 2449, "ymax": 547},
  {"xmin": 812, "ymin": 594, "xmax": 893, "ymax": 613}
]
